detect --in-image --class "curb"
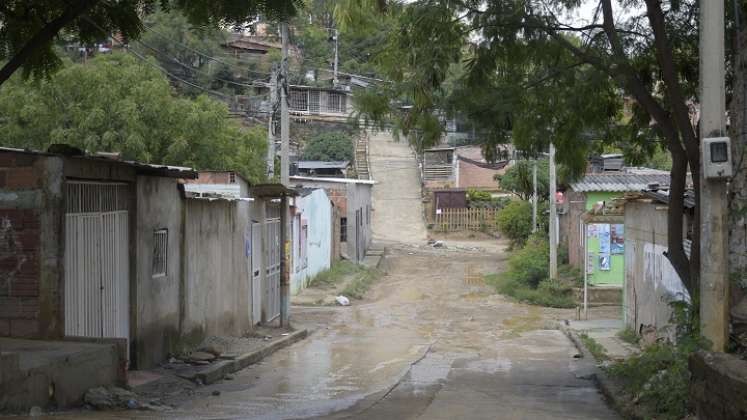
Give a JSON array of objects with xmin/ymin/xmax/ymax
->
[
  {"xmin": 557, "ymin": 323, "xmax": 643, "ymax": 420},
  {"xmin": 194, "ymin": 329, "xmax": 308, "ymax": 385}
]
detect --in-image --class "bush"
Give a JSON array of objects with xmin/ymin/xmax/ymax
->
[
  {"xmin": 606, "ymin": 301, "xmax": 707, "ymax": 419},
  {"xmin": 504, "ymin": 234, "xmax": 549, "ymax": 288},
  {"xmin": 496, "ymin": 200, "xmax": 533, "ymax": 247},
  {"xmin": 301, "ymin": 131, "xmax": 354, "ymax": 161},
  {"xmin": 485, "ymin": 235, "xmax": 576, "ymax": 308}
]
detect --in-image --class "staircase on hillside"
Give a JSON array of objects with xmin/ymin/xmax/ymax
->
[{"xmin": 355, "ymin": 131, "xmax": 371, "ymax": 180}]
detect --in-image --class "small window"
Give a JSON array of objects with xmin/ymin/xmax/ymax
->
[
  {"xmin": 229, "ymin": 172, "xmax": 237, "ymax": 183},
  {"xmin": 340, "ymin": 217, "xmax": 347, "ymax": 242},
  {"xmin": 710, "ymin": 142, "xmax": 728, "ymax": 163},
  {"xmin": 152, "ymin": 229, "xmax": 168, "ymax": 277}
]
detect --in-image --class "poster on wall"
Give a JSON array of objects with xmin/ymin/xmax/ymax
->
[
  {"xmin": 587, "ymin": 224, "xmax": 599, "ymax": 238},
  {"xmin": 598, "ymin": 224, "xmax": 611, "ymax": 254},
  {"xmin": 599, "ymin": 254, "xmax": 611, "ymax": 271},
  {"xmin": 610, "ymin": 224, "xmax": 625, "ymax": 254},
  {"xmin": 587, "ymin": 252, "xmax": 595, "ymax": 274}
]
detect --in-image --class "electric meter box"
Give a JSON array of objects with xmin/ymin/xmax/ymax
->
[{"xmin": 703, "ymin": 137, "xmax": 733, "ymax": 180}]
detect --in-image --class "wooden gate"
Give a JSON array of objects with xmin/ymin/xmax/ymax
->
[
  {"xmin": 263, "ymin": 218, "xmax": 281, "ymax": 322},
  {"xmin": 64, "ymin": 182, "xmax": 130, "ymax": 345}
]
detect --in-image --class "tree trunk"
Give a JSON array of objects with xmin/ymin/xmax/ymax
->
[{"xmin": 729, "ymin": 18, "xmax": 747, "ymax": 304}]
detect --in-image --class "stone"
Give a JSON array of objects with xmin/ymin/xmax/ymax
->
[
  {"xmin": 28, "ymin": 406, "xmax": 42, "ymax": 417},
  {"xmin": 212, "ymin": 390, "xmax": 221, "ymax": 396},
  {"xmin": 198, "ymin": 344, "xmax": 224, "ymax": 357},
  {"xmin": 84, "ymin": 386, "xmax": 138, "ymax": 410},
  {"xmin": 189, "ymin": 351, "xmax": 217, "ymax": 362}
]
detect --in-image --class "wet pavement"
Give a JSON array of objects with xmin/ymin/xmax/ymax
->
[{"xmin": 35, "ymin": 243, "xmax": 619, "ymax": 419}]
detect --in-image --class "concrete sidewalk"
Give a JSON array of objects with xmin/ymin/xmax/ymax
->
[
  {"xmin": 130, "ymin": 328, "xmax": 308, "ymax": 394},
  {"xmin": 562, "ymin": 319, "xmax": 637, "ymax": 361}
]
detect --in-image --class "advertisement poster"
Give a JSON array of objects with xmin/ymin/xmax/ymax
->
[
  {"xmin": 599, "ymin": 254, "xmax": 611, "ymax": 271},
  {"xmin": 587, "ymin": 224, "xmax": 599, "ymax": 238},
  {"xmin": 610, "ymin": 224, "xmax": 625, "ymax": 254},
  {"xmin": 598, "ymin": 224, "xmax": 611, "ymax": 254}
]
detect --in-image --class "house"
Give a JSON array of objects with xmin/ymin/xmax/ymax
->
[
  {"xmin": 422, "ymin": 145, "xmax": 509, "ymax": 190},
  {"xmin": 290, "ymin": 176, "xmax": 374, "ymax": 262},
  {"xmin": 622, "ymin": 189, "xmax": 693, "ymax": 339},
  {"xmin": 0, "ymin": 146, "xmax": 194, "ymax": 370},
  {"xmin": 0, "ymin": 149, "xmax": 294, "ymax": 372},
  {"xmin": 293, "ymin": 160, "xmax": 350, "ymax": 178},
  {"xmin": 560, "ymin": 167, "xmax": 672, "ymax": 288},
  {"xmin": 291, "ymin": 188, "xmax": 334, "ymax": 295},
  {"xmin": 454, "ymin": 146, "xmax": 510, "ymax": 189}
]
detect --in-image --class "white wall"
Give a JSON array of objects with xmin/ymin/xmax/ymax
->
[{"xmin": 291, "ymin": 189, "xmax": 333, "ymax": 294}]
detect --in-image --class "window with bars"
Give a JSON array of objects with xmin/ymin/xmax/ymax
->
[
  {"xmin": 324, "ymin": 92, "xmax": 346, "ymax": 113},
  {"xmin": 229, "ymin": 172, "xmax": 236, "ymax": 183},
  {"xmin": 340, "ymin": 217, "xmax": 347, "ymax": 242},
  {"xmin": 289, "ymin": 89, "xmax": 308, "ymax": 112},
  {"xmin": 152, "ymin": 229, "xmax": 168, "ymax": 277}
]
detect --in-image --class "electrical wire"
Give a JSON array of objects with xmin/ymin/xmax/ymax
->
[{"xmin": 142, "ymin": 23, "xmax": 273, "ymax": 78}]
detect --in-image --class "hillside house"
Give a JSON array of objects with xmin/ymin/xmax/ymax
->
[{"xmin": 291, "ymin": 188, "xmax": 335, "ymax": 295}]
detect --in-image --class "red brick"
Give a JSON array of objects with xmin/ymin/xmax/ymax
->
[
  {"xmin": 13, "ymin": 229, "xmax": 40, "ymax": 251},
  {"xmin": 0, "ymin": 153, "xmax": 15, "ymax": 168},
  {"xmin": 0, "ymin": 319, "xmax": 9, "ymax": 336},
  {"xmin": 10, "ymin": 319, "xmax": 39, "ymax": 338},
  {"xmin": 0, "ymin": 296, "xmax": 39, "ymax": 319},
  {"xmin": 5, "ymin": 167, "xmax": 39, "ymax": 189}
]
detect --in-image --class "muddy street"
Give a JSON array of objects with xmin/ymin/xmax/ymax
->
[{"xmin": 51, "ymin": 242, "xmax": 616, "ymax": 420}]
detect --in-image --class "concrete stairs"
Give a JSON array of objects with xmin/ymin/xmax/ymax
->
[{"xmin": 355, "ymin": 131, "xmax": 370, "ymax": 180}]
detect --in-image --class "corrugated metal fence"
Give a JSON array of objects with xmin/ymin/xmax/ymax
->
[{"xmin": 433, "ymin": 208, "xmax": 498, "ymax": 232}]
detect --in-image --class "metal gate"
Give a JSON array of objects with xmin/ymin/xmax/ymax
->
[
  {"xmin": 264, "ymin": 218, "xmax": 281, "ymax": 322},
  {"xmin": 251, "ymin": 222, "xmax": 262, "ymax": 324},
  {"xmin": 64, "ymin": 182, "xmax": 130, "ymax": 344}
]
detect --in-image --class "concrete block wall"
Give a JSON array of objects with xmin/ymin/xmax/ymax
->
[{"xmin": 690, "ymin": 351, "xmax": 747, "ymax": 420}]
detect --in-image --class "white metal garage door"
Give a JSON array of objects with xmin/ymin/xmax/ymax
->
[
  {"xmin": 64, "ymin": 182, "xmax": 130, "ymax": 343},
  {"xmin": 264, "ymin": 218, "xmax": 281, "ymax": 322}
]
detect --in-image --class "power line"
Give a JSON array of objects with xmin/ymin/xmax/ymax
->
[{"xmin": 141, "ymin": 23, "xmax": 273, "ymax": 78}]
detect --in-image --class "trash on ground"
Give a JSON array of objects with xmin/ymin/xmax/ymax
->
[{"xmin": 336, "ymin": 295, "xmax": 351, "ymax": 306}]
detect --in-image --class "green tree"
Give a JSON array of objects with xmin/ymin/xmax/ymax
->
[
  {"xmin": 497, "ymin": 159, "xmax": 575, "ymax": 201},
  {"xmin": 0, "ymin": 0, "xmax": 298, "ymax": 88},
  {"xmin": 301, "ymin": 132, "xmax": 354, "ymax": 161},
  {"xmin": 350, "ymin": 0, "xmax": 712, "ymax": 296},
  {"xmin": 0, "ymin": 52, "xmax": 266, "ymax": 182},
  {"xmin": 496, "ymin": 200, "xmax": 548, "ymax": 248}
]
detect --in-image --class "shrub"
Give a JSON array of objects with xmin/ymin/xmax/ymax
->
[
  {"xmin": 606, "ymin": 301, "xmax": 707, "ymax": 419},
  {"xmin": 503, "ymin": 234, "xmax": 549, "ymax": 288},
  {"xmin": 485, "ymin": 235, "xmax": 576, "ymax": 308},
  {"xmin": 496, "ymin": 200, "xmax": 533, "ymax": 247}
]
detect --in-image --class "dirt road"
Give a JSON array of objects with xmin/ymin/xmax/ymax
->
[
  {"xmin": 56, "ymin": 243, "xmax": 617, "ymax": 420},
  {"xmin": 369, "ymin": 130, "xmax": 427, "ymax": 244}
]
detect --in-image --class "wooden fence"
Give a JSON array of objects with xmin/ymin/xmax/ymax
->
[{"xmin": 432, "ymin": 208, "xmax": 498, "ymax": 232}]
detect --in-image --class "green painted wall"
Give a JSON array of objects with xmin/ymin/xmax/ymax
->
[{"xmin": 585, "ymin": 192, "xmax": 624, "ymax": 286}]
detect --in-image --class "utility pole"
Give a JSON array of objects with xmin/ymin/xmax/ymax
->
[
  {"xmin": 532, "ymin": 158, "xmax": 538, "ymax": 233},
  {"xmin": 267, "ymin": 65, "xmax": 277, "ymax": 179},
  {"xmin": 279, "ymin": 22, "xmax": 291, "ymax": 328},
  {"xmin": 549, "ymin": 143, "xmax": 558, "ymax": 280},
  {"xmin": 699, "ymin": 0, "xmax": 729, "ymax": 351},
  {"xmin": 332, "ymin": 29, "xmax": 339, "ymax": 86}
]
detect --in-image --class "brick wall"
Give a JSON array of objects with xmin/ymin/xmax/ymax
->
[
  {"xmin": 0, "ymin": 152, "xmax": 43, "ymax": 337},
  {"xmin": 457, "ymin": 160, "xmax": 503, "ymax": 189}
]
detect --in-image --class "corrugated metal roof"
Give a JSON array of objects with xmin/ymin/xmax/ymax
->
[
  {"xmin": 571, "ymin": 172, "xmax": 671, "ymax": 192},
  {"xmin": 0, "ymin": 147, "xmax": 197, "ymax": 178},
  {"xmin": 296, "ymin": 161, "xmax": 349, "ymax": 169}
]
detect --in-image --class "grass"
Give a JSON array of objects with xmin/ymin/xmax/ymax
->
[
  {"xmin": 308, "ymin": 260, "xmax": 362, "ymax": 288},
  {"xmin": 341, "ymin": 267, "xmax": 381, "ymax": 299},
  {"xmin": 617, "ymin": 327, "xmax": 640, "ymax": 346},
  {"xmin": 307, "ymin": 260, "xmax": 382, "ymax": 300},
  {"xmin": 579, "ymin": 333, "xmax": 610, "ymax": 362},
  {"xmin": 485, "ymin": 274, "xmax": 577, "ymax": 308}
]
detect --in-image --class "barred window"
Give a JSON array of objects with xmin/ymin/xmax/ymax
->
[{"xmin": 152, "ymin": 229, "xmax": 168, "ymax": 277}]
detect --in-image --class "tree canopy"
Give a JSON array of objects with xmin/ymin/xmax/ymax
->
[
  {"xmin": 350, "ymin": 0, "xmax": 724, "ymax": 295},
  {"xmin": 0, "ymin": 0, "xmax": 299, "ymax": 87},
  {"xmin": 301, "ymin": 132, "xmax": 354, "ymax": 161},
  {"xmin": 0, "ymin": 52, "xmax": 267, "ymax": 182}
]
